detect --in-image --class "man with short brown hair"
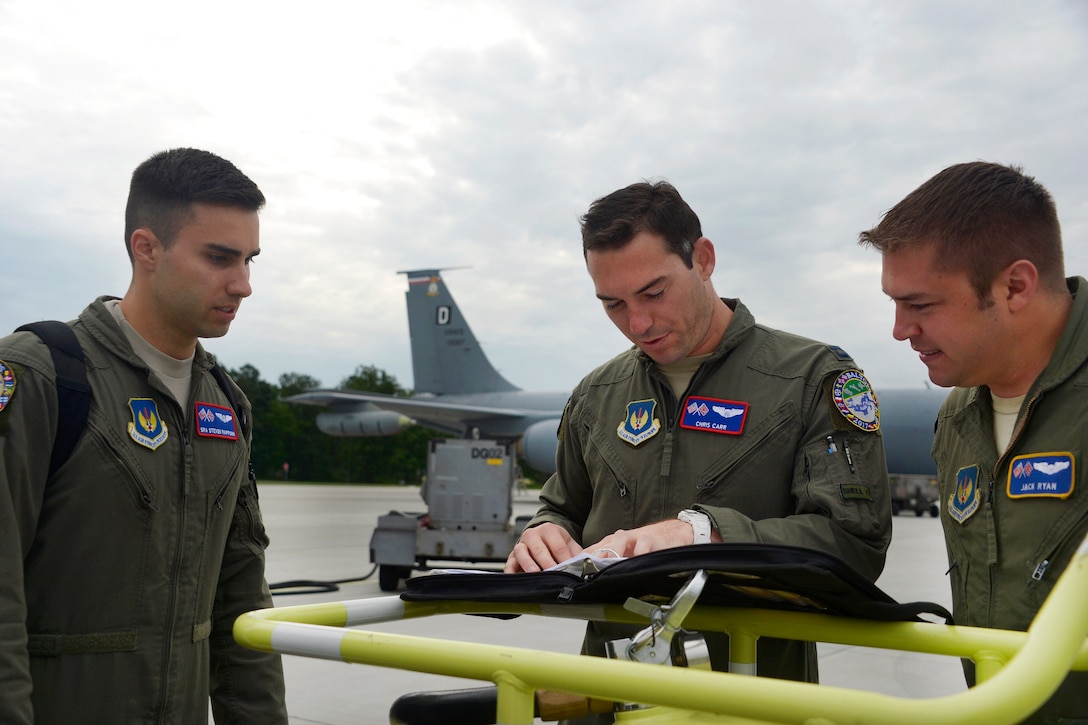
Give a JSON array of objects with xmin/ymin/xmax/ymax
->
[{"xmin": 861, "ymin": 161, "xmax": 1086, "ymax": 723}]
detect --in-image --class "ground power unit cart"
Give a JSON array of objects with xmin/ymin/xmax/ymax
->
[{"xmin": 370, "ymin": 438, "xmax": 531, "ymax": 591}]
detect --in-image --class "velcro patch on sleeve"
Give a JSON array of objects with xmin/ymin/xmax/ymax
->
[
  {"xmin": 0, "ymin": 359, "xmax": 16, "ymax": 415},
  {"xmin": 839, "ymin": 483, "xmax": 874, "ymax": 501},
  {"xmin": 831, "ymin": 370, "xmax": 880, "ymax": 432}
]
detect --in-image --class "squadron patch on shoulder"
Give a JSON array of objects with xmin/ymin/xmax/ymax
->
[
  {"xmin": 128, "ymin": 398, "xmax": 169, "ymax": 450},
  {"xmin": 195, "ymin": 401, "xmax": 239, "ymax": 440},
  {"xmin": 1007, "ymin": 452, "xmax": 1074, "ymax": 499},
  {"xmin": 948, "ymin": 464, "xmax": 981, "ymax": 524},
  {"xmin": 831, "ymin": 370, "xmax": 880, "ymax": 432},
  {"xmin": 617, "ymin": 399, "xmax": 660, "ymax": 446},
  {"xmin": 0, "ymin": 360, "xmax": 15, "ymax": 414}
]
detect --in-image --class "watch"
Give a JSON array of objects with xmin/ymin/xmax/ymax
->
[{"xmin": 678, "ymin": 509, "xmax": 712, "ymax": 545}]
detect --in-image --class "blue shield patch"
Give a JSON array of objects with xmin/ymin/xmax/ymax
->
[
  {"xmin": 1007, "ymin": 452, "xmax": 1074, "ymax": 499},
  {"xmin": 679, "ymin": 396, "xmax": 748, "ymax": 435},
  {"xmin": 948, "ymin": 464, "xmax": 980, "ymax": 524},
  {"xmin": 195, "ymin": 402, "xmax": 239, "ymax": 440},
  {"xmin": 128, "ymin": 398, "xmax": 168, "ymax": 450},
  {"xmin": 616, "ymin": 399, "xmax": 660, "ymax": 446}
]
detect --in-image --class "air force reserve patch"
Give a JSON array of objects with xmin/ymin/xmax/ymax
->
[
  {"xmin": 196, "ymin": 402, "xmax": 239, "ymax": 440},
  {"xmin": 0, "ymin": 359, "xmax": 15, "ymax": 414},
  {"xmin": 832, "ymin": 370, "xmax": 880, "ymax": 432},
  {"xmin": 680, "ymin": 395, "xmax": 748, "ymax": 435},
  {"xmin": 948, "ymin": 464, "xmax": 981, "ymax": 524},
  {"xmin": 128, "ymin": 398, "xmax": 168, "ymax": 450},
  {"xmin": 1008, "ymin": 452, "xmax": 1075, "ymax": 499},
  {"xmin": 617, "ymin": 399, "xmax": 660, "ymax": 446}
]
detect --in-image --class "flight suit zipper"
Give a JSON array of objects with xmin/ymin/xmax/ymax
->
[
  {"xmin": 1032, "ymin": 560, "xmax": 1050, "ymax": 581},
  {"xmin": 983, "ymin": 391, "xmax": 1039, "ymax": 626},
  {"xmin": 653, "ymin": 363, "xmax": 702, "ymax": 513},
  {"xmin": 157, "ymin": 396, "xmax": 192, "ymax": 721}
]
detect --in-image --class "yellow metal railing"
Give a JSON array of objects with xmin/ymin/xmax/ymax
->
[{"xmin": 236, "ymin": 535, "xmax": 1088, "ymax": 724}]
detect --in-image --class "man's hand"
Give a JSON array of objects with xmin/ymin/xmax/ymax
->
[
  {"xmin": 583, "ymin": 518, "xmax": 710, "ymax": 559},
  {"xmin": 504, "ymin": 523, "xmax": 584, "ymax": 573}
]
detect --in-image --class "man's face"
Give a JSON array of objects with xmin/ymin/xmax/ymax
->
[
  {"xmin": 881, "ymin": 242, "xmax": 1002, "ymax": 389},
  {"xmin": 587, "ymin": 231, "xmax": 716, "ymax": 365},
  {"xmin": 149, "ymin": 202, "xmax": 259, "ymax": 352}
]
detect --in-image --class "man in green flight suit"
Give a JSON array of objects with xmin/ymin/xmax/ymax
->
[
  {"xmin": 861, "ymin": 161, "xmax": 1088, "ymax": 724},
  {"xmin": 507, "ymin": 180, "xmax": 892, "ymax": 723},
  {"xmin": 0, "ymin": 148, "xmax": 287, "ymax": 723}
]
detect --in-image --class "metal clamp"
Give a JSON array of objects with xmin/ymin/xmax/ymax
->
[{"xmin": 605, "ymin": 569, "xmax": 711, "ymax": 670}]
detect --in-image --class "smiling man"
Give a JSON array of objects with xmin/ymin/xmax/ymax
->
[
  {"xmin": 0, "ymin": 148, "xmax": 287, "ymax": 723},
  {"xmin": 860, "ymin": 161, "xmax": 1086, "ymax": 724},
  {"xmin": 508, "ymin": 180, "xmax": 891, "ymax": 723}
]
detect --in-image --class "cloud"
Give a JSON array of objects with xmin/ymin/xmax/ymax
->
[{"xmin": 2, "ymin": 0, "xmax": 1086, "ymax": 395}]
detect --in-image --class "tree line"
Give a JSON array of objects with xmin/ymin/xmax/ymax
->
[{"xmin": 228, "ymin": 363, "xmax": 439, "ymax": 484}]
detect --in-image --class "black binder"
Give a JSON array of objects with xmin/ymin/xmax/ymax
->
[{"xmin": 402, "ymin": 542, "xmax": 952, "ymax": 624}]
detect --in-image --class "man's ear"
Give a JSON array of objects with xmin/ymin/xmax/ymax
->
[
  {"xmin": 1003, "ymin": 259, "xmax": 1039, "ymax": 313},
  {"xmin": 129, "ymin": 229, "xmax": 160, "ymax": 268},
  {"xmin": 692, "ymin": 237, "xmax": 715, "ymax": 280}
]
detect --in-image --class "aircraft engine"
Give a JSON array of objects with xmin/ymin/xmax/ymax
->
[
  {"xmin": 316, "ymin": 410, "xmax": 415, "ymax": 437},
  {"xmin": 517, "ymin": 418, "xmax": 562, "ymax": 474}
]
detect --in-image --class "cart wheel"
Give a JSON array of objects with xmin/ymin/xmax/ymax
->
[{"xmin": 380, "ymin": 565, "xmax": 409, "ymax": 592}]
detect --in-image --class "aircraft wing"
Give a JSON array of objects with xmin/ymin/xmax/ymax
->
[{"xmin": 284, "ymin": 389, "xmax": 539, "ymax": 429}]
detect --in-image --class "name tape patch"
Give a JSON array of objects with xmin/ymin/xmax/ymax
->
[
  {"xmin": 1008, "ymin": 452, "xmax": 1074, "ymax": 499},
  {"xmin": 679, "ymin": 396, "xmax": 748, "ymax": 435},
  {"xmin": 196, "ymin": 402, "xmax": 239, "ymax": 440}
]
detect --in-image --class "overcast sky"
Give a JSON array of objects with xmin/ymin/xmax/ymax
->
[{"xmin": 3, "ymin": 1, "xmax": 1086, "ymax": 398}]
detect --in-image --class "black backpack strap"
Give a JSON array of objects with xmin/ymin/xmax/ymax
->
[
  {"xmin": 13, "ymin": 321, "xmax": 92, "ymax": 478},
  {"xmin": 12, "ymin": 324, "xmax": 248, "ymax": 480}
]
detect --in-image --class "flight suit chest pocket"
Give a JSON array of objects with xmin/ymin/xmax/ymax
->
[{"xmin": 693, "ymin": 401, "xmax": 800, "ymax": 511}]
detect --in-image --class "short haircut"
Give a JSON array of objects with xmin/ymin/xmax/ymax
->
[
  {"xmin": 859, "ymin": 162, "xmax": 1064, "ymax": 301},
  {"xmin": 124, "ymin": 148, "xmax": 265, "ymax": 260},
  {"xmin": 580, "ymin": 180, "xmax": 702, "ymax": 267}
]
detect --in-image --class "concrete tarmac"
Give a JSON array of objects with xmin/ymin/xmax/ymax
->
[{"xmin": 252, "ymin": 483, "xmax": 964, "ymax": 724}]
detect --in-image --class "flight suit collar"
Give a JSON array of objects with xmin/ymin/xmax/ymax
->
[
  {"xmin": 79, "ymin": 295, "xmax": 217, "ymax": 375},
  {"xmin": 941, "ymin": 276, "xmax": 1088, "ymax": 446},
  {"xmin": 1031, "ymin": 276, "xmax": 1088, "ymax": 396},
  {"xmin": 631, "ymin": 297, "xmax": 756, "ymax": 370}
]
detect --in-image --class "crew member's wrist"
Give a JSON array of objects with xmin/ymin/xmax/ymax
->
[{"xmin": 677, "ymin": 509, "xmax": 712, "ymax": 545}]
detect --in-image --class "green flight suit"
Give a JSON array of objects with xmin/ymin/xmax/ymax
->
[
  {"xmin": 0, "ymin": 297, "xmax": 286, "ymax": 724},
  {"xmin": 934, "ymin": 277, "xmax": 1088, "ymax": 724},
  {"xmin": 528, "ymin": 299, "xmax": 891, "ymax": 719}
]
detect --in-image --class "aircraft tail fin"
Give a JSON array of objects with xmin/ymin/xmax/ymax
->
[{"xmin": 398, "ymin": 269, "xmax": 520, "ymax": 395}]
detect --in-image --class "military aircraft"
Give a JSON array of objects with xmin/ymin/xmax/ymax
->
[{"xmin": 284, "ymin": 268, "xmax": 948, "ymax": 476}]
